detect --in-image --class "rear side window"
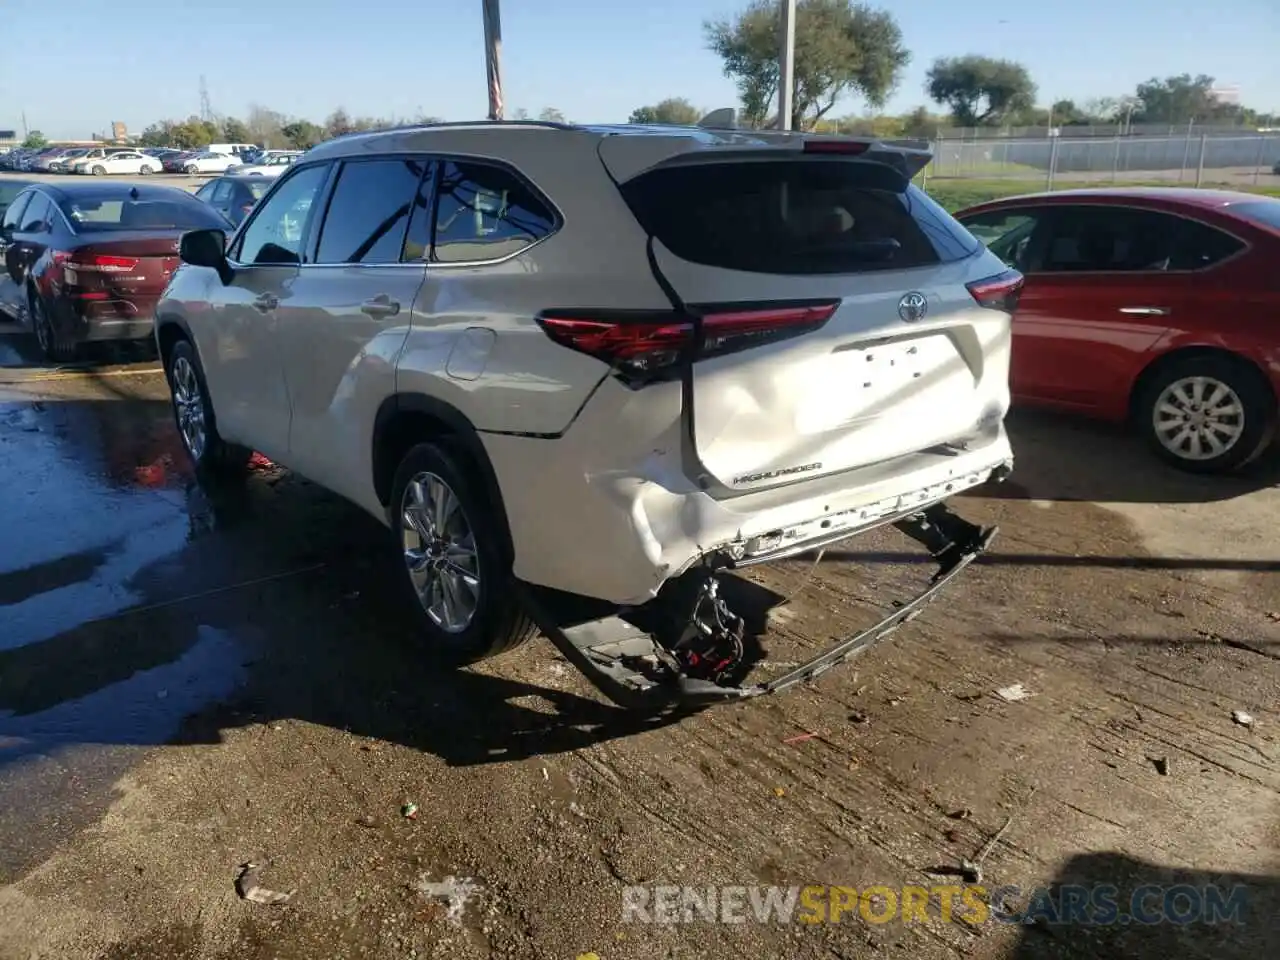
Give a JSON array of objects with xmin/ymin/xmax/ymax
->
[
  {"xmin": 432, "ymin": 160, "xmax": 557, "ymax": 264},
  {"xmin": 1, "ymin": 190, "xmax": 31, "ymax": 230},
  {"xmin": 314, "ymin": 158, "xmax": 428, "ymax": 264},
  {"xmin": 619, "ymin": 159, "xmax": 979, "ymax": 275},
  {"xmin": 19, "ymin": 194, "xmax": 51, "ymax": 233}
]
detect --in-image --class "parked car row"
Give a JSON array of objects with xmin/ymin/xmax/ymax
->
[{"xmin": 0, "ymin": 142, "xmax": 298, "ymax": 177}]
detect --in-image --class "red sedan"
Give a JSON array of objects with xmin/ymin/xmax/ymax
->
[{"xmin": 955, "ymin": 188, "xmax": 1280, "ymax": 473}]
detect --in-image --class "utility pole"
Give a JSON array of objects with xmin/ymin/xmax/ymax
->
[
  {"xmin": 199, "ymin": 75, "xmax": 212, "ymax": 123},
  {"xmin": 482, "ymin": 0, "xmax": 504, "ymax": 120},
  {"xmin": 777, "ymin": 0, "xmax": 796, "ymax": 130},
  {"xmin": 21, "ymin": 111, "xmax": 28, "ymax": 138}
]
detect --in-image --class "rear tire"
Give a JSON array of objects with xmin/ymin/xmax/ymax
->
[
  {"xmin": 91, "ymin": 165, "xmax": 106, "ymax": 176},
  {"xmin": 184, "ymin": 164, "xmax": 199, "ymax": 175},
  {"xmin": 166, "ymin": 339, "xmax": 252, "ymax": 479},
  {"xmin": 30, "ymin": 290, "xmax": 77, "ymax": 363},
  {"xmin": 1137, "ymin": 354, "xmax": 1275, "ymax": 474},
  {"xmin": 389, "ymin": 442, "xmax": 536, "ymax": 664},
  {"xmin": 139, "ymin": 165, "xmax": 154, "ymax": 175}
]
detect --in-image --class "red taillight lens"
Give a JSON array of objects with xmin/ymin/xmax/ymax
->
[
  {"xmin": 966, "ymin": 270, "xmax": 1024, "ymax": 312},
  {"xmin": 537, "ymin": 301, "xmax": 838, "ymax": 384},
  {"xmin": 53, "ymin": 251, "xmax": 141, "ymax": 286},
  {"xmin": 802, "ymin": 139, "xmax": 871, "ymax": 155}
]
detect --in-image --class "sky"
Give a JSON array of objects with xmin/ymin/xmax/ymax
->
[{"xmin": 2, "ymin": 0, "xmax": 1278, "ymax": 140}]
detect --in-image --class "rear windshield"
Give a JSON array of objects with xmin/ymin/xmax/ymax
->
[
  {"xmin": 618, "ymin": 158, "xmax": 979, "ymax": 274},
  {"xmin": 1230, "ymin": 199, "xmax": 1280, "ymax": 233},
  {"xmin": 58, "ymin": 193, "xmax": 228, "ymax": 232},
  {"xmin": 245, "ymin": 180, "xmax": 271, "ymax": 199}
]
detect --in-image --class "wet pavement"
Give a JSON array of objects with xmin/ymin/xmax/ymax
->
[{"xmin": 0, "ymin": 313, "xmax": 1277, "ymax": 959}]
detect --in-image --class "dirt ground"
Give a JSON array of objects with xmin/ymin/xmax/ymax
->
[{"xmin": 0, "ymin": 342, "xmax": 1276, "ymax": 960}]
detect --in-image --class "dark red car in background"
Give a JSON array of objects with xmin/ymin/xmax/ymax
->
[
  {"xmin": 0, "ymin": 181, "xmax": 232, "ymax": 361},
  {"xmin": 955, "ymin": 188, "xmax": 1280, "ymax": 473}
]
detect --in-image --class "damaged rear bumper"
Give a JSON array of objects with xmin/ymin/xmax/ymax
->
[{"xmin": 519, "ymin": 499, "xmax": 999, "ymax": 712}]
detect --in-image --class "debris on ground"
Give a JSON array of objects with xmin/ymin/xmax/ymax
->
[
  {"xmin": 568, "ymin": 802, "xmax": 588, "ymax": 819},
  {"xmin": 401, "ymin": 802, "xmax": 419, "ymax": 820},
  {"xmin": 234, "ymin": 863, "xmax": 295, "ymax": 905},
  {"xmin": 355, "ymin": 815, "xmax": 378, "ymax": 829},
  {"xmin": 413, "ymin": 875, "xmax": 482, "ymax": 926},
  {"xmin": 773, "ymin": 787, "xmax": 787, "ymax": 798},
  {"xmin": 957, "ymin": 786, "xmax": 1037, "ymax": 884},
  {"xmin": 782, "ymin": 732, "xmax": 818, "ymax": 744},
  {"xmin": 1232, "ymin": 710, "xmax": 1256, "ymax": 728},
  {"xmin": 947, "ymin": 809, "xmax": 972, "ymax": 820},
  {"xmin": 576, "ymin": 954, "xmax": 602, "ymax": 960},
  {"xmin": 995, "ymin": 683, "xmax": 1034, "ymax": 703},
  {"xmin": 848, "ymin": 710, "xmax": 870, "ymax": 725},
  {"xmin": 1150, "ymin": 756, "xmax": 1171, "ymax": 776}
]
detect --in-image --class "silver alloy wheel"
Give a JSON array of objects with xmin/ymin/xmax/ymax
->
[
  {"xmin": 401, "ymin": 471, "xmax": 481, "ymax": 634},
  {"xmin": 170, "ymin": 356, "xmax": 207, "ymax": 461},
  {"xmin": 1152, "ymin": 375, "xmax": 1245, "ymax": 461}
]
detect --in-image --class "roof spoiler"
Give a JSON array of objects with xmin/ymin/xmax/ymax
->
[{"xmin": 697, "ymin": 107, "xmax": 738, "ymax": 130}]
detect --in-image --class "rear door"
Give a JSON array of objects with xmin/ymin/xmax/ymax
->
[
  {"xmin": 272, "ymin": 155, "xmax": 431, "ymax": 505},
  {"xmin": 613, "ymin": 153, "xmax": 1006, "ymax": 495}
]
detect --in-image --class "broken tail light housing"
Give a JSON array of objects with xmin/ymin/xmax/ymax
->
[
  {"xmin": 537, "ymin": 301, "xmax": 839, "ymax": 384},
  {"xmin": 966, "ymin": 270, "xmax": 1024, "ymax": 312}
]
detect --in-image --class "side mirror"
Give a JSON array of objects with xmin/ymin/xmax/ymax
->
[{"xmin": 180, "ymin": 228, "xmax": 233, "ymax": 285}]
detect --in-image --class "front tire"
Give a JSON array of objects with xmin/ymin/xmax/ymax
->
[
  {"xmin": 184, "ymin": 164, "xmax": 199, "ymax": 175},
  {"xmin": 389, "ymin": 442, "xmax": 535, "ymax": 663},
  {"xmin": 1138, "ymin": 354, "xmax": 1275, "ymax": 474},
  {"xmin": 166, "ymin": 339, "xmax": 252, "ymax": 478},
  {"xmin": 139, "ymin": 165, "xmax": 154, "ymax": 175},
  {"xmin": 91, "ymin": 165, "xmax": 106, "ymax": 176}
]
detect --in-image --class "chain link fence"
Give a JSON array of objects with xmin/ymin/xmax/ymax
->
[{"xmin": 921, "ymin": 134, "xmax": 1280, "ymax": 188}]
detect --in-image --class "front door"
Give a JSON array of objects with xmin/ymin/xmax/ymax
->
[
  {"xmin": 272, "ymin": 156, "xmax": 432, "ymax": 509},
  {"xmin": 199, "ymin": 162, "xmax": 334, "ymax": 460}
]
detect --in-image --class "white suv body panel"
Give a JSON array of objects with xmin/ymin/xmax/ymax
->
[{"xmin": 159, "ymin": 122, "xmax": 1015, "ymax": 606}]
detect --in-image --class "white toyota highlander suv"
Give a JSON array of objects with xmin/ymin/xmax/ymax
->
[{"xmin": 157, "ymin": 118, "xmax": 1019, "ymax": 710}]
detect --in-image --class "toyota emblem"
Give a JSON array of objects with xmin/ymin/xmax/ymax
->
[{"xmin": 898, "ymin": 292, "xmax": 928, "ymax": 322}]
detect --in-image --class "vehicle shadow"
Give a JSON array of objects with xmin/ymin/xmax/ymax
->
[
  {"xmin": 975, "ymin": 408, "xmax": 1280, "ymax": 506},
  {"xmin": 1005, "ymin": 851, "xmax": 1278, "ymax": 959}
]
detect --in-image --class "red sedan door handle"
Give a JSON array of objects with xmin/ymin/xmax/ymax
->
[
  {"xmin": 1118, "ymin": 306, "xmax": 1169, "ymax": 316},
  {"xmin": 360, "ymin": 295, "xmax": 401, "ymax": 318}
]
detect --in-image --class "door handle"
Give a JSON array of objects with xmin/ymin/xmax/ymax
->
[
  {"xmin": 1118, "ymin": 306, "xmax": 1169, "ymax": 316},
  {"xmin": 360, "ymin": 295, "xmax": 401, "ymax": 318},
  {"xmin": 252, "ymin": 293, "xmax": 279, "ymax": 312}
]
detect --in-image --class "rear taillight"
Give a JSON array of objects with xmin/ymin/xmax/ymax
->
[
  {"xmin": 53, "ymin": 251, "xmax": 141, "ymax": 286},
  {"xmin": 966, "ymin": 270, "xmax": 1024, "ymax": 312},
  {"xmin": 537, "ymin": 301, "xmax": 838, "ymax": 384}
]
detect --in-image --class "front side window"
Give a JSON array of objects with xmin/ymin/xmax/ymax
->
[
  {"xmin": 956, "ymin": 208, "xmax": 1044, "ymax": 271},
  {"xmin": 432, "ymin": 160, "xmax": 556, "ymax": 263},
  {"xmin": 314, "ymin": 158, "xmax": 427, "ymax": 264},
  {"xmin": 234, "ymin": 163, "xmax": 330, "ymax": 265}
]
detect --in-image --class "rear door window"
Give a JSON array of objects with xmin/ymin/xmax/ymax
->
[
  {"xmin": 618, "ymin": 159, "xmax": 979, "ymax": 275},
  {"xmin": 1, "ymin": 191, "xmax": 31, "ymax": 231},
  {"xmin": 432, "ymin": 160, "xmax": 557, "ymax": 263},
  {"xmin": 313, "ymin": 158, "xmax": 428, "ymax": 264},
  {"xmin": 1039, "ymin": 206, "xmax": 1241, "ymax": 273},
  {"xmin": 18, "ymin": 194, "xmax": 50, "ymax": 233}
]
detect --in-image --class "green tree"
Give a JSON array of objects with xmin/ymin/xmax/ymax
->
[
  {"xmin": 325, "ymin": 107, "xmax": 355, "ymax": 139},
  {"xmin": 22, "ymin": 130, "xmax": 48, "ymax": 149},
  {"xmin": 705, "ymin": 0, "xmax": 909, "ymax": 130},
  {"xmin": 280, "ymin": 120, "xmax": 325, "ymax": 149},
  {"xmin": 629, "ymin": 98, "xmax": 701, "ymax": 125},
  {"xmin": 1132, "ymin": 74, "xmax": 1219, "ymax": 124},
  {"xmin": 166, "ymin": 116, "xmax": 215, "ymax": 149},
  {"xmin": 222, "ymin": 117, "xmax": 252, "ymax": 143},
  {"xmin": 137, "ymin": 122, "xmax": 174, "ymax": 147},
  {"xmin": 925, "ymin": 55, "xmax": 1037, "ymax": 127}
]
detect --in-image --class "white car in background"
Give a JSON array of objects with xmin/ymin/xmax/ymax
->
[
  {"xmin": 227, "ymin": 150, "xmax": 301, "ymax": 177},
  {"xmin": 181, "ymin": 151, "xmax": 242, "ymax": 175},
  {"xmin": 83, "ymin": 150, "xmax": 162, "ymax": 176}
]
